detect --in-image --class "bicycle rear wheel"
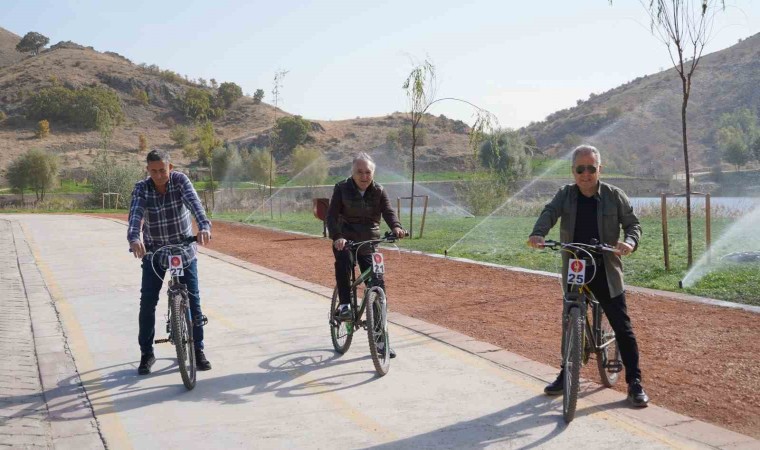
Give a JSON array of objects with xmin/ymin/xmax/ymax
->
[
  {"xmin": 329, "ymin": 287, "xmax": 353, "ymax": 354},
  {"xmin": 563, "ymin": 306, "xmax": 583, "ymax": 423},
  {"xmin": 365, "ymin": 287, "xmax": 390, "ymax": 376},
  {"xmin": 596, "ymin": 313, "xmax": 621, "ymax": 387},
  {"xmin": 171, "ymin": 292, "xmax": 196, "ymax": 390}
]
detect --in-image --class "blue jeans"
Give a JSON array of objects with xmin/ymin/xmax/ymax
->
[{"xmin": 139, "ymin": 257, "xmax": 204, "ymax": 354}]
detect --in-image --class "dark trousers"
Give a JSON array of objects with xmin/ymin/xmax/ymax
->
[
  {"xmin": 586, "ymin": 265, "xmax": 641, "ymax": 384},
  {"xmin": 139, "ymin": 257, "xmax": 204, "ymax": 354},
  {"xmin": 333, "ymin": 247, "xmax": 385, "ymax": 305}
]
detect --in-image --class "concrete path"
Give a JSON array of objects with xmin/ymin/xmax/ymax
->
[{"xmin": 0, "ymin": 214, "xmax": 757, "ymax": 450}]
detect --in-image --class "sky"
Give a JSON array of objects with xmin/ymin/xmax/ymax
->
[{"xmin": 3, "ymin": 0, "xmax": 759, "ymax": 129}]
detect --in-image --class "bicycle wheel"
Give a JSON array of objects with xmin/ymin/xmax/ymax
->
[
  {"xmin": 329, "ymin": 287, "xmax": 353, "ymax": 354},
  {"xmin": 171, "ymin": 292, "xmax": 196, "ymax": 390},
  {"xmin": 563, "ymin": 306, "xmax": 583, "ymax": 423},
  {"xmin": 596, "ymin": 313, "xmax": 621, "ymax": 387},
  {"xmin": 365, "ymin": 287, "xmax": 390, "ymax": 376}
]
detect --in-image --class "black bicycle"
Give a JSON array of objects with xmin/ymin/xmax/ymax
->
[
  {"xmin": 149, "ymin": 236, "xmax": 206, "ymax": 390},
  {"xmin": 328, "ymin": 231, "xmax": 401, "ymax": 376},
  {"xmin": 542, "ymin": 240, "xmax": 623, "ymax": 423}
]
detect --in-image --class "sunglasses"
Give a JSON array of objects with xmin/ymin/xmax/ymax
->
[{"xmin": 574, "ymin": 165, "xmax": 598, "ymax": 175}]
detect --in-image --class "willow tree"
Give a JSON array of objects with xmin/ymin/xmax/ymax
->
[
  {"xmin": 635, "ymin": 0, "xmax": 724, "ymax": 267},
  {"xmin": 403, "ymin": 59, "xmax": 498, "ymax": 237}
]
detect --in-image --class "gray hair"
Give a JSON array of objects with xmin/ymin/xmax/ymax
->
[
  {"xmin": 146, "ymin": 149, "xmax": 171, "ymax": 164},
  {"xmin": 352, "ymin": 152, "xmax": 376, "ymax": 172},
  {"xmin": 571, "ymin": 145, "xmax": 601, "ymax": 167}
]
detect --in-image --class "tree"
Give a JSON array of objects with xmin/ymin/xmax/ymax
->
[
  {"xmin": 23, "ymin": 149, "xmax": 58, "ymax": 202},
  {"xmin": 183, "ymin": 88, "xmax": 214, "ymax": 121},
  {"xmin": 270, "ymin": 69, "xmax": 288, "ymax": 218},
  {"xmin": 253, "ymin": 89, "xmax": 265, "ymax": 104},
  {"xmin": 290, "ymin": 147, "xmax": 328, "ymax": 187},
  {"xmin": 478, "ymin": 130, "xmax": 532, "ymax": 185},
  {"xmin": 6, "ymin": 155, "xmax": 31, "ymax": 203},
  {"xmin": 15, "ymin": 32, "xmax": 49, "ymax": 55},
  {"xmin": 185, "ymin": 121, "xmax": 222, "ymax": 211},
  {"xmin": 752, "ymin": 135, "xmax": 760, "ymax": 162},
  {"xmin": 36, "ymin": 120, "xmax": 50, "ymax": 138},
  {"xmin": 210, "ymin": 78, "xmax": 218, "ymax": 90},
  {"xmin": 170, "ymin": 125, "xmax": 190, "ymax": 147},
  {"xmin": 274, "ymin": 115, "xmax": 310, "ymax": 155},
  {"xmin": 402, "ymin": 59, "xmax": 498, "ymax": 237},
  {"xmin": 243, "ymin": 147, "xmax": 274, "ymax": 185},
  {"xmin": 89, "ymin": 151, "xmax": 144, "ymax": 209},
  {"xmin": 723, "ymin": 139, "xmax": 749, "ymax": 170},
  {"xmin": 632, "ymin": 0, "xmax": 725, "ymax": 267},
  {"xmin": 217, "ymin": 82, "xmax": 243, "ymax": 108}
]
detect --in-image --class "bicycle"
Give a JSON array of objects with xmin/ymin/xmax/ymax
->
[
  {"xmin": 149, "ymin": 236, "xmax": 207, "ymax": 390},
  {"xmin": 328, "ymin": 231, "xmax": 402, "ymax": 376},
  {"xmin": 541, "ymin": 239, "xmax": 624, "ymax": 423}
]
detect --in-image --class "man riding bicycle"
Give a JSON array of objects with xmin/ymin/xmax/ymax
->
[
  {"xmin": 527, "ymin": 145, "xmax": 649, "ymax": 407},
  {"xmin": 327, "ymin": 152, "xmax": 406, "ymax": 358},
  {"xmin": 128, "ymin": 150, "xmax": 212, "ymax": 375}
]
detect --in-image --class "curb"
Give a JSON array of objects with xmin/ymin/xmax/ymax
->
[{"xmin": 11, "ymin": 221, "xmax": 106, "ymax": 450}]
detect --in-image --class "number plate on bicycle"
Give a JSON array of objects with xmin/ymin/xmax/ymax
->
[
  {"xmin": 168, "ymin": 255, "xmax": 184, "ymax": 277},
  {"xmin": 372, "ymin": 252, "xmax": 385, "ymax": 274},
  {"xmin": 567, "ymin": 259, "xmax": 586, "ymax": 285}
]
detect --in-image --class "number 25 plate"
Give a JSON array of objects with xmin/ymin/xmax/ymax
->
[
  {"xmin": 372, "ymin": 252, "xmax": 385, "ymax": 274},
  {"xmin": 567, "ymin": 258, "xmax": 585, "ymax": 285}
]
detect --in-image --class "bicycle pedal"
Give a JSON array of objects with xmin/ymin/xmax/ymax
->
[
  {"xmin": 194, "ymin": 315, "xmax": 209, "ymax": 327},
  {"xmin": 154, "ymin": 338, "xmax": 170, "ymax": 344},
  {"xmin": 606, "ymin": 361, "xmax": 623, "ymax": 373}
]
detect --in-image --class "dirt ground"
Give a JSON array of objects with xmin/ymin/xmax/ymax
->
[{"xmin": 101, "ymin": 215, "xmax": 760, "ymax": 438}]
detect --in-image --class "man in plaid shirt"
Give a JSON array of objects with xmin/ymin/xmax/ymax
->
[{"xmin": 128, "ymin": 150, "xmax": 212, "ymax": 375}]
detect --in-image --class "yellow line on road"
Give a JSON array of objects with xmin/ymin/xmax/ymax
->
[{"xmin": 22, "ymin": 224, "xmax": 133, "ymax": 450}]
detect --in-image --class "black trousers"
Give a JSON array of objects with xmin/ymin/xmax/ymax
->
[
  {"xmin": 333, "ymin": 247, "xmax": 385, "ymax": 305},
  {"xmin": 585, "ymin": 264, "xmax": 642, "ymax": 384}
]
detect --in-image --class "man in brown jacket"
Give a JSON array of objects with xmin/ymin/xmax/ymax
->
[
  {"xmin": 528, "ymin": 144, "xmax": 649, "ymax": 407},
  {"xmin": 327, "ymin": 153, "xmax": 406, "ymax": 356}
]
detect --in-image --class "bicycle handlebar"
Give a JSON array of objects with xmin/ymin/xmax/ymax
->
[
  {"xmin": 541, "ymin": 239, "xmax": 617, "ymax": 254},
  {"xmin": 345, "ymin": 230, "xmax": 406, "ymax": 250}
]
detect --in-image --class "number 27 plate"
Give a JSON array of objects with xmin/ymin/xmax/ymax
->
[
  {"xmin": 372, "ymin": 252, "xmax": 385, "ymax": 274},
  {"xmin": 168, "ymin": 254, "xmax": 184, "ymax": 277},
  {"xmin": 567, "ymin": 258, "xmax": 585, "ymax": 285}
]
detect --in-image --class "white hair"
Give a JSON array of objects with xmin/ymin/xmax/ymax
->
[
  {"xmin": 352, "ymin": 152, "xmax": 376, "ymax": 172},
  {"xmin": 571, "ymin": 145, "xmax": 601, "ymax": 166}
]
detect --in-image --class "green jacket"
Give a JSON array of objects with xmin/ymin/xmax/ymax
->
[{"xmin": 530, "ymin": 181, "xmax": 641, "ymax": 297}]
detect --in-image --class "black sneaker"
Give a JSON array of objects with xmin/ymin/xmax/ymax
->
[
  {"xmin": 544, "ymin": 370, "xmax": 564, "ymax": 395},
  {"xmin": 195, "ymin": 349, "xmax": 212, "ymax": 371},
  {"xmin": 377, "ymin": 342, "xmax": 397, "ymax": 359},
  {"xmin": 628, "ymin": 379, "xmax": 649, "ymax": 407},
  {"xmin": 336, "ymin": 304, "xmax": 352, "ymax": 321},
  {"xmin": 137, "ymin": 353, "xmax": 155, "ymax": 375}
]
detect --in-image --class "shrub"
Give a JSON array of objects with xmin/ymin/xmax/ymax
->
[
  {"xmin": 217, "ymin": 82, "xmax": 243, "ymax": 108},
  {"xmin": 290, "ymin": 147, "xmax": 328, "ymax": 186},
  {"xmin": 132, "ymin": 87, "xmax": 149, "ymax": 105},
  {"xmin": 0, "ymin": 111, "xmax": 6, "ymax": 122},
  {"xmin": 88, "ymin": 151, "xmax": 145, "ymax": 209},
  {"xmin": 26, "ymin": 85, "xmax": 123, "ymax": 129},
  {"xmin": 36, "ymin": 120, "xmax": 50, "ymax": 138},
  {"xmin": 253, "ymin": 89, "xmax": 264, "ymax": 104},
  {"xmin": 138, "ymin": 133, "xmax": 147, "ymax": 152},
  {"xmin": 170, "ymin": 125, "xmax": 190, "ymax": 147}
]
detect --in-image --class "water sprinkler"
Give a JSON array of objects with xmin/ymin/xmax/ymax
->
[
  {"xmin": 678, "ymin": 280, "xmax": 683, "ymax": 289},
  {"xmin": 444, "ymin": 249, "xmax": 448, "ymax": 258}
]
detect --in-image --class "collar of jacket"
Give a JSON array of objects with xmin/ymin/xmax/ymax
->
[
  {"xmin": 571, "ymin": 181, "xmax": 602, "ymax": 202},
  {"xmin": 347, "ymin": 177, "xmax": 377, "ymax": 194}
]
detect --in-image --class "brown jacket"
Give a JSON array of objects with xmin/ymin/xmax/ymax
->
[
  {"xmin": 327, "ymin": 178, "xmax": 401, "ymax": 253},
  {"xmin": 530, "ymin": 181, "xmax": 642, "ymax": 297}
]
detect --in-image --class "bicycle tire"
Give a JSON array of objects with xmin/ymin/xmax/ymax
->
[
  {"xmin": 329, "ymin": 287, "xmax": 353, "ymax": 354},
  {"xmin": 596, "ymin": 313, "xmax": 621, "ymax": 387},
  {"xmin": 172, "ymin": 292, "xmax": 196, "ymax": 390},
  {"xmin": 365, "ymin": 287, "xmax": 390, "ymax": 376},
  {"xmin": 563, "ymin": 306, "xmax": 583, "ymax": 423}
]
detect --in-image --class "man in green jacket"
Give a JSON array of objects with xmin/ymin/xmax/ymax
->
[{"xmin": 528, "ymin": 145, "xmax": 649, "ymax": 407}]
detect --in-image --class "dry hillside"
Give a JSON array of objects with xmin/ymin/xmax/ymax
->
[{"xmin": 1, "ymin": 25, "xmax": 758, "ymax": 182}]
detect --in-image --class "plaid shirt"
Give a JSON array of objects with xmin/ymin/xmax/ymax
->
[{"xmin": 127, "ymin": 171, "xmax": 211, "ymax": 261}]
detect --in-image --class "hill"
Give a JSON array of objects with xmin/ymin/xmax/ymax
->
[
  {"xmin": 522, "ymin": 32, "xmax": 760, "ymax": 177},
  {"xmin": 1, "ymin": 25, "xmax": 758, "ymax": 184}
]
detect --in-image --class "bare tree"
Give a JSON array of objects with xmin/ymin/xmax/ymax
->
[
  {"xmin": 403, "ymin": 59, "xmax": 498, "ymax": 237},
  {"xmin": 270, "ymin": 69, "xmax": 288, "ymax": 219},
  {"xmin": 638, "ymin": 0, "xmax": 724, "ymax": 267}
]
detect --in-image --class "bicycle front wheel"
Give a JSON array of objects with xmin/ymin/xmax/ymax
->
[
  {"xmin": 171, "ymin": 292, "xmax": 196, "ymax": 390},
  {"xmin": 597, "ymin": 313, "xmax": 621, "ymax": 387},
  {"xmin": 563, "ymin": 306, "xmax": 583, "ymax": 423},
  {"xmin": 365, "ymin": 287, "xmax": 390, "ymax": 376},
  {"xmin": 329, "ymin": 287, "xmax": 353, "ymax": 354}
]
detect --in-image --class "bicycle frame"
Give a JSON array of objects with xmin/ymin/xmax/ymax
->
[{"xmin": 346, "ymin": 244, "xmax": 384, "ymax": 326}]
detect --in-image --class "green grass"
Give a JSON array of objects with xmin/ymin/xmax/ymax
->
[{"xmin": 218, "ymin": 210, "xmax": 759, "ymax": 306}]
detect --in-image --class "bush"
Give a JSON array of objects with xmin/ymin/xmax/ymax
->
[
  {"xmin": 253, "ymin": 89, "xmax": 264, "ymax": 104},
  {"xmin": 138, "ymin": 134, "xmax": 147, "ymax": 152},
  {"xmin": 170, "ymin": 125, "xmax": 190, "ymax": 147},
  {"xmin": 88, "ymin": 151, "xmax": 145, "ymax": 209},
  {"xmin": 274, "ymin": 115, "xmax": 310, "ymax": 155},
  {"xmin": 290, "ymin": 147, "xmax": 328, "ymax": 186},
  {"xmin": 0, "ymin": 111, "xmax": 6, "ymax": 122},
  {"xmin": 26, "ymin": 85, "xmax": 124, "ymax": 129},
  {"xmin": 36, "ymin": 120, "xmax": 50, "ymax": 138},
  {"xmin": 132, "ymin": 87, "xmax": 149, "ymax": 105},
  {"xmin": 243, "ymin": 147, "xmax": 274, "ymax": 185},
  {"xmin": 183, "ymin": 88, "xmax": 222, "ymax": 121},
  {"xmin": 217, "ymin": 82, "xmax": 243, "ymax": 108}
]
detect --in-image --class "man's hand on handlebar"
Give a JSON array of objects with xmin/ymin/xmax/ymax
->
[
  {"xmin": 198, "ymin": 229, "xmax": 211, "ymax": 246},
  {"xmin": 615, "ymin": 241, "xmax": 634, "ymax": 256},
  {"xmin": 393, "ymin": 227, "xmax": 407, "ymax": 239},
  {"xmin": 130, "ymin": 240, "xmax": 146, "ymax": 259},
  {"xmin": 334, "ymin": 238, "xmax": 347, "ymax": 251},
  {"xmin": 527, "ymin": 235, "xmax": 545, "ymax": 249}
]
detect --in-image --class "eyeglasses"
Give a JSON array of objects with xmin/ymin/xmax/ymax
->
[{"xmin": 574, "ymin": 165, "xmax": 598, "ymax": 175}]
